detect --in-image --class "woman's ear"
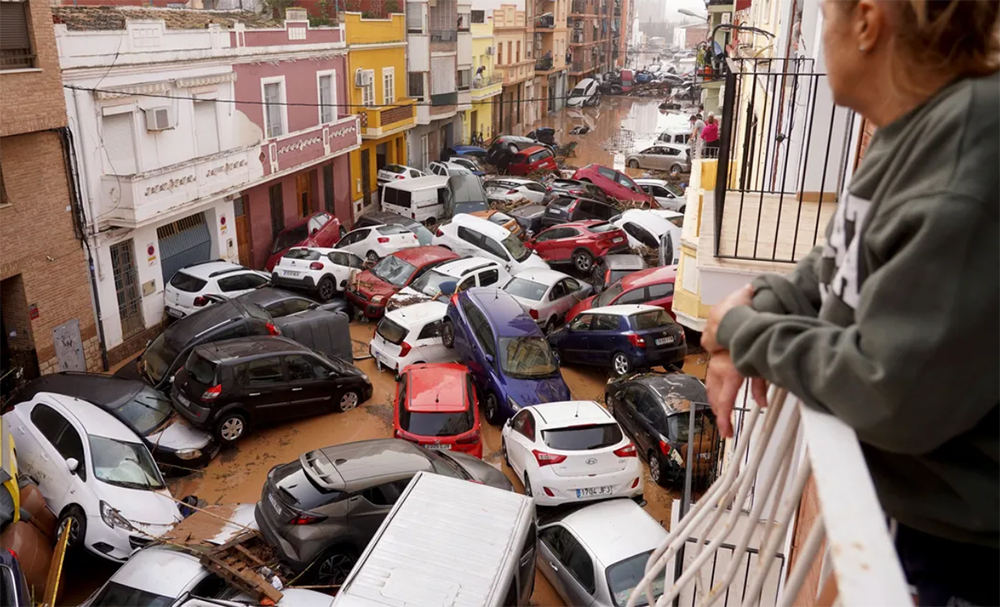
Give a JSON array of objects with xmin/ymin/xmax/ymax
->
[{"xmin": 854, "ymin": 0, "xmax": 885, "ymax": 53}]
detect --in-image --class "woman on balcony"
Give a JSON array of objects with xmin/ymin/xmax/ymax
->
[{"xmin": 700, "ymin": 1, "xmax": 999, "ymax": 605}]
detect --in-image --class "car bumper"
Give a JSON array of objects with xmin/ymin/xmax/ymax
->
[
  {"xmin": 346, "ymin": 290, "xmax": 386, "ymax": 319},
  {"xmin": 171, "ymin": 392, "xmax": 213, "ymax": 429},
  {"xmin": 164, "ymin": 305, "xmax": 193, "ymax": 319},
  {"xmin": 633, "ymin": 344, "xmax": 687, "ymax": 368},
  {"xmin": 254, "ymin": 503, "xmax": 312, "ymax": 572},
  {"xmin": 527, "ymin": 462, "xmax": 643, "ymax": 507},
  {"xmin": 271, "ymin": 273, "xmax": 318, "ymax": 291},
  {"xmin": 84, "ymin": 516, "xmax": 175, "ymax": 563},
  {"xmin": 154, "ymin": 440, "xmax": 221, "ymax": 472}
]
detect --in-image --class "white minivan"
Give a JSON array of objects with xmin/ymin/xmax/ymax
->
[
  {"xmin": 381, "ymin": 175, "xmax": 451, "ymax": 225},
  {"xmin": 333, "ymin": 471, "xmax": 537, "ymax": 607}
]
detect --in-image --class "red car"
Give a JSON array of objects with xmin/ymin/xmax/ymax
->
[
  {"xmin": 393, "ymin": 363, "xmax": 482, "ymax": 458},
  {"xmin": 347, "ymin": 246, "xmax": 458, "ymax": 318},
  {"xmin": 567, "ymin": 265, "xmax": 677, "ymax": 321},
  {"xmin": 265, "ymin": 211, "xmax": 344, "ymax": 271},
  {"xmin": 526, "ymin": 220, "xmax": 630, "ymax": 273},
  {"xmin": 507, "ymin": 145, "xmax": 558, "ymax": 176},
  {"xmin": 571, "ymin": 164, "xmax": 654, "ymax": 206}
]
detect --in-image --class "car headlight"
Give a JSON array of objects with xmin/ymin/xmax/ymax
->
[
  {"xmin": 507, "ymin": 396, "xmax": 522, "ymax": 413},
  {"xmin": 360, "ymin": 373, "xmax": 370, "ymax": 383},
  {"xmin": 100, "ymin": 500, "xmax": 133, "ymax": 531},
  {"xmin": 174, "ymin": 448, "xmax": 202, "ymax": 461},
  {"xmin": 371, "ymin": 295, "xmax": 384, "ymax": 304}
]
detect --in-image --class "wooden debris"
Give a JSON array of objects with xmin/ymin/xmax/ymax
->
[{"xmin": 198, "ymin": 531, "xmax": 284, "ymax": 604}]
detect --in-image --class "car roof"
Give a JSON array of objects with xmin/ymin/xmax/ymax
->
[
  {"xmin": 603, "ymin": 254, "xmax": 645, "ymax": 269},
  {"xmin": 632, "ymin": 373, "xmax": 707, "ymax": 414},
  {"xmin": 358, "ymin": 211, "xmax": 416, "ymax": 227},
  {"xmin": 236, "ymin": 287, "xmax": 312, "ymax": 307},
  {"xmin": 449, "ymin": 144, "xmax": 486, "ymax": 152},
  {"xmin": 32, "ymin": 392, "xmax": 143, "ymax": 443},
  {"xmin": 621, "ymin": 265, "xmax": 677, "ymax": 288},
  {"xmin": 176, "ymin": 260, "xmax": 244, "ymax": 280},
  {"xmin": 384, "ymin": 301, "xmax": 448, "ymax": 327},
  {"xmin": 518, "ymin": 145, "xmax": 549, "ymax": 155},
  {"xmin": 393, "ymin": 245, "xmax": 457, "ymax": 266},
  {"xmin": 574, "ymin": 77, "xmax": 596, "ymax": 87},
  {"xmin": 13, "ymin": 372, "xmax": 143, "ymax": 409},
  {"xmin": 508, "ymin": 268, "xmax": 570, "ymax": 285},
  {"xmin": 634, "ymin": 178, "xmax": 670, "ymax": 186},
  {"xmin": 195, "ymin": 336, "xmax": 309, "ymax": 363},
  {"xmin": 451, "ymin": 213, "xmax": 513, "ymax": 239},
  {"xmin": 487, "ymin": 176, "xmax": 535, "ymax": 185},
  {"xmin": 465, "ymin": 288, "xmax": 540, "ymax": 337},
  {"xmin": 509, "ymin": 204, "xmax": 546, "ymax": 217},
  {"xmin": 619, "ymin": 209, "xmax": 679, "ymax": 232},
  {"xmin": 385, "ymin": 175, "xmax": 449, "ymax": 191},
  {"xmin": 109, "ymin": 547, "xmax": 205, "ymax": 598},
  {"xmin": 530, "ymin": 400, "xmax": 613, "ymax": 428},
  {"xmin": 561, "ymin": 219, "xmax": 610, "ymax": 230},
  {"xmin": 558, "ymin": 499, "xmax": 667, "ymax": 567},
  {"xmin": 406, "ymin": 364, "xmax": 469, "ymax": 413},
  {"xmin": 307, "ymin": 439, "xmax": 433, "ymax": 491},
  {"xmin": 584, "ymin": 304, "xmax": 662, "ymax": 317},
  {"xmin": 163, "ymin": 299, "xmax": 253, "ymax": 347},
  {"xmin": 434, "ymin": 257, "xmax": 501, "ymax": 277}
]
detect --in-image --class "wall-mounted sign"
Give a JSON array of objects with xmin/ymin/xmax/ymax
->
[
  {"xmin": 147, "ymin": 243, "xmax": 157, "ymax": 266},
  {"xmin": 29, "ymin": 304, "xmax": 39, "ymax": 320},
  {"xmin": 220, "ymin": 215, "xmax": 228, "ymax": 234}
]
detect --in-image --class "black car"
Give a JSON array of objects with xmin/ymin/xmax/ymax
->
[
  {"xmin": 485, "ymin": 135, "xmax": 553, "ymax": 170},
  {"xmin": 0, "ymin": 549, "xmax": 31, "ymax": 607},
  {"xmin": 526, "ymin": 127, "xmax": 557, "ymax": 145},
  {"xmin": 604, "ymin": 373, "xmax": 718, "ymax": 486},
  {"xmin": 590, "ymin": 254, "xmax": 647, "ymax": 293},
  {"xmin": 352, "ymin": 211, "xmax": 435, "ymax": 246},
  {"xmin": 508, "ymin": 204, "xmax": 547, "ymax": 237},
  {"xmin": 540, "ymin": 195, "xmax": 619, "ymax": 228},
  {"xmin": 230, "ymin": 287, "xmax": 350, "ymax": 318},
  {"xmin": 171, "ymin": 336, "xmax": 373, "ymax": 444},
  {"xmin": 544, "ymin": 178, "xmax": 610, "ymax": 204},
  {"xmin": 9, "ymin": 372, "xmax": 219, "ymax": 469}
]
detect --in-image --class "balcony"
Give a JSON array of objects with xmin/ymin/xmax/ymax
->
[
  {"xmin": 430, "ymin": 91, "xmax": 458, "ymax": 106},
  {"xmin": 569, "ymin": 59, "xmax": 596, "ymax": 75},
  {"xmin": 534, "ymin": 56, "xmax": 554, "ymax": 71},
  {"xmin": 471, "ymin": 73, "xmax": 503, "ymax": 100},
  {"xmin": 571, "ymin": 0, "xmax": 599, "ymax": 15},
  {"xmin": 535, "ymin": 13, "xmax": 555, "ymax": 28},
  {"xmin": 357, "ymin": 98, "xmax": 416, "ymax": 139},
  {"xmin": 500, "ymin": 61, "xmax": 534, "ymax": 85},
  {"xmin": 99, "ymin": 145, "xmax": 263, "ymax": 229},
  {"xmin": 494, "ymin": 9, "xmax": 526, "ymax": 29},
  {"xmin": 429, "ymin": 29, "xmax": 457, "ymax": 43}
]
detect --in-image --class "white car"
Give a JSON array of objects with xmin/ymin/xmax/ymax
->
[
  {"xmin": 3, "ymin": 393, "xmax": 183, "ymax": 562},
  {"xmin": 537, "ymin": 499, "xmax": 669, "ymax": 607},
  {"xmin": 445, "ymin": 156, "xmax": 484, "ymax": 174},
  {"xmin": 611, "ymin": 209, "xmax": 683, "ymax": 265},
  {"xmin": 502, "ymin": 269, "xmax": 592, "ymax": 332},
  {"xmin": 634, "ymin": 178, "xmax": 686, "ymax": 212},
  {"xmin": 386, "ymin": 257, "xmax": 510, "ymax": 311},
  {"xmin": 483, "ymin": 177, "xmax": 548, "ymax": 204},
  {"xmin": 501, "ymin": 400, "xmax": 643, "ymax": 507},
  {"xmin": 271, "ymin": 247, "xmax": 364, "ymax": 302},
  {"xmin": 432, "ymin": 214, "xmax": 549, "ymax": 274},
  {"xmin": 624, "ymin": 143, "xmax": 690, "ymax": 176},
  {"xmin": 369, "ymin": 301, "xmax": 457, "ymax": 376},
  {"xmin": 335, "ymin": 224, "xmax": 421, "ymax": 263},
  {"xmin": 376, "ymin": 164, "xmax": 425, "ymax": 187},
  {"xmin": 427, "ymin": 160, "xmax": 475, "ymax": 177},
  {"xmin": 164, "ymin": 261, "xmax": 270, "ymax": 319}
]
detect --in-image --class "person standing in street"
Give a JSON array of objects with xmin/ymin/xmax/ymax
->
[{"xmin": 700, "ymin": 0, "xmax": 999, "ymax": 605}]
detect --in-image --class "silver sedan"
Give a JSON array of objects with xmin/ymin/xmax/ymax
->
[
  {"xmin": 502, "ymin": 268, "xmax": 592, "ymax": 333},
  {"xmin": 625, "ymin": 144, "xmax": 691, "ymax": 176}
]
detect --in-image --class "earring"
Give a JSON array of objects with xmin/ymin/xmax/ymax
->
[{"xmin": 859, "ymin": 45, "xmax": 867, "ymax": 52}]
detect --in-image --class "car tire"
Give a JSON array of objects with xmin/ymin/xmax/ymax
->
[
  {"xmin": 627, "ymin": 159, "xmax": 640, "ymax": 169},
  {"xmin": 648, "ymin": 450, "xmax": 668, "ymax": 487},
  {"xmin": 670, "ymin": 164, "xmax": 682, "ymax": 177},
  {"xmin": 57, "ymin": 505, "xmax": 86, "ymax": 551},
  {"xmin": 573, "ymin": 249, "xmax": 594, "ymax": 273},
  {"xmin": 441, "ymin": 319, "xmax": 455, "ymax": 348},
  {"xmin": 315, "ymin": 548, "xmax": 357, "ymax": 587},
  {"xmin": 523, "ymin": 472, "xmax": 533, "ymax": 497},
  {"xmin": 365, "ymin": 250, "xmax": 379, "ymax": 263},
  {"xmin": 317, "ymin": 276, "xmax": 336, "ymax": 302},
  {"xmin": 337, "ymin": 389, "xmax": 361, "ymax": 412},
  {"xmin": 483, "ymin": 391, "xmax": 502, "ymax": 426},
  {"xmin": 612, "ymin": 351, "xmax": 631, "ymax": 376},
  {"xmin": 215, "ymin": 412, "xmax": 248, "ymax": 444}
]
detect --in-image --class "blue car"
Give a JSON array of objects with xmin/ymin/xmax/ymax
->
[
  {"xmin": 441, "ymin": 287, "xmax": 571, "ymax": 424},
  {"xmin": 548, "ymin": 304, "xmax": 687, "ymax": 376},
  {"xmin": 441, "ymin": 145, "xmax": 488, "ymax": 162}
]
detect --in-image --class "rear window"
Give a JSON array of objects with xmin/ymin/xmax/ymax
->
[
  {"xmin": 382, "ymin": 165, "xmax": 407, "ymax": 174},
  {"xmin": 169, "ymin": 272, "xmax": 207, "ymax": 293},
  {"xmin": 504, "ymin": 277, "xmax": 547, "ymax": 301},
  {"xmin": 542, "ymin": 423, "xmax": 623, "ymax": 450},
  {"xmin": 631, "ymin": 309, "xmax": 673, "ymax": 330},
  {"xmin": 243, "ymin": 302, "xmax": 272, "ymax": 323},
  {"xmin": 377, "ymin": 225, "xmax": 409, "ymax": 235},
  {"xmin": 550, "ymin": 196, "xmax": 575, "ymax": 208},
  {"xmin": 276, "ymin": 462, "xmax": 342, "ymax": 509},
  {"xmin": 400, "ymin": 408, "xmax": 474, "ymax": 437},
  {"xmin": 185, "ymin": 351, "xmax": 218, "ymax": 385},
  {"xmin": 384, "ymin": 187, "xmax": 413, "ymax": 208},
  {"xmin": 376, "ymin": 317, "xmax": 408, "ymax": 345},
  {"xmin": 284, "ymin": 248, "xmax": 320, "ymax": 261},
  {"xmin": 274, "ymin": 225, "xmax": 309, "ymax": 252}
]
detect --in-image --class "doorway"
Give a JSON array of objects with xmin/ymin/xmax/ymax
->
[
  {"xmin": 296, "ymin": 173, "xmax": 314, "ymax": 217},
  {"xmin": 234, "ymin": 195, "xmax": 253, "ymax": 267},
  {"xmin": 470, "ymin": 110, "xmax": 478, "ymax": 142},
  {"xmin": 360, "ymin": 148, "xmax": 372, "ymax": 208}
]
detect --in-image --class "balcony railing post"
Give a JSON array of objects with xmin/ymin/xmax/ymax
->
[{"xmin": 715, "ymin": 59, "xmax": 738, "ymax": 257}]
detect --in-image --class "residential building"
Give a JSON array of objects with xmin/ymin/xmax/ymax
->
[
  {"xmin": 345, "ymin": 11, "xmax": 417, "ymax": 214},
  {"xmin": 466, "ymin": 10, "xmax": 503, "ymax": 142},
  {"xmin": 494, "ymin": 4, "xmax": 536, "ymax": 133},
  {"xmin": 0, "ymin": 0, "xmax": 102, "ymax": 380},
  {"xmin": 567, "ymin": 0, "xmax": 613, "ymax": 87},
  {"xmin": 531, "ymin": 0, "xmax": 569, "ymax": 116},
  {"xmin": 406, "ymin": 0, "xmax": 466, "ymax": 167},
  {"xmin": 672, "ymin": 22, "xmax": 708, "ymax": 49}
]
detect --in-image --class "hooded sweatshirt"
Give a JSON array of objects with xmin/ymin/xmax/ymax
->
[{"xmin": 717, "ymin": 72, "xmax": 999, "ymax": 547}]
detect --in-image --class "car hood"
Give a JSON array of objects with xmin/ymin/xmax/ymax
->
[
  {"xmin": 566, "ymin": 97, "xmax": 586, "ymax": 107},
  {"xmin": 502, "ymin": 374, "xmax": 571, "ymax": 407},
  {"xmin": 446, "ymin": 452, "xmax": 513, "ymax": 491},
  {"xmin": 94, "ymin": 483, "xmax": 182, "ymax": 532},
  {"xmin": 352, "ymin": 270, "xmax": 398, "ymax": 300},
  {"xmin": 388, "ymin": 286, "xmax": 433, "ymax": 309},
  {"xmin": 145, "ymin": 414, "xmax": 214, "ymax": 453},
  {"xmin": 518, "ymin": 253, "xmax": 550, "ymax": 270},
  {"xmin": 567, "ymin": 294, "xmax": 596, "ymax": 321}
]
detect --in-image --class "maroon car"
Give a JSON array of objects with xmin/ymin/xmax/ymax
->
[
  {"xmin": 265, "ymin": 212, "xmax": 344, "ymax": 271},
  {"xmin": 346, "ymin": 246, "xmax": 458, "ymax": 318},
  {"xmin": 525, "ymin": 220, "xmax": 630, "ymax": 273}
]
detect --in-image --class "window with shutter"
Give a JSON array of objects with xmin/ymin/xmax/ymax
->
[
  {"xmin": 264, "ymin": 82, "xmax": 284, "ymax": 138},
  {"xmin": 194, "ymin": 101, "xmax": 220, "ymax": 156},
  {"xmin": 319, "ymin": 74, "xmax": 335, "ymax": 123},
  {"xmin": 382, "ymin": 68, "xmax": 395, "ymax": 105},
  {"xmin": 362, "ymin": 70, "xmax": 376, "ymax": 107},
  {"xmin": 430, "ymin": 57, "xmax": 456, "ymax": 95},
  {"xmin": 0, "ymin": 1, "xmax": 33, "ymax": 70},
  {"xmin": 103, "ymin": 113, "xmax": 138, "ymax": 175}
]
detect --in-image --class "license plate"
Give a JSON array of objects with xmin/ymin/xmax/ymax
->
[
  {"xmin": 576, "ymin": 486, "xmax": 613, "ymax": 498},
  {"xmin": 176, "ymin": 392, "xmax": 192, "ymax": 407},
  {"xmin": 283, "ymin": 270, "xmax": 300, "ymax": 277},
  {"xmin": 548, "ymin": 209, "xmax": 561, "ymax": 215},
  {"xmin": 267, "ymin": 493, "xmax": 283, "ymax": 515},
  {"xmin": 612, "ymin": 237, "xmax": 624, "ymax": 243},
  {"xmin": 166, "ymin": 308, "xmax": 183, "ymax": 319},
  {"xmin": 424, "ymin": 443, "xmax": 452, "ymax": 450},
  {"xmin": 655, "ymin": 336, "xmax": 674, "ymax": 346}
]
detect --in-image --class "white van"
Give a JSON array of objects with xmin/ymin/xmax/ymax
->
[
  {"xmin": 381, "ymin": 175, "xmax": 451, "ymax": 225},
  {"xmin": 333, "ymin": 472, "xmax": 537, "ymax": 607}
]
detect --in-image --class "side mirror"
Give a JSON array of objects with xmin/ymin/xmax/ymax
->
[
  {"xmin": 439, "ymin": 281, "xmax": 458, "ymax": 297},
  {"xmin": 66, "ymin": 458, "xmax": 79, "ymax": 474}
]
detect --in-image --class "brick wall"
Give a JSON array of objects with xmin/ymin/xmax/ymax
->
[
  {"xmin": 0, "ymin": 0, "xmax": 68, "ymax": 136},
  {"xmin": 0, "ymin": 131, "xmax": 101, "ymax": 373}
]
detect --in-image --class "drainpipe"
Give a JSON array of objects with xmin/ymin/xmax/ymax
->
[{"xmin": 57, "ymin": 125, "xmax": 109, "ymax": 371}]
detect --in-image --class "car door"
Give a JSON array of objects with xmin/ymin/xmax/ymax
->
[
  {"xmin": 239, "ymin": 356, "xmax": 290, "ymax": 422},
  {"xmin": 647, "ymin": 281, "xmax": 676, "ymax": 314},
  {"xmin": 575, "ymin": 199, "xmax": 598, "ymax": 221},
  {"xmin": 328, "ymin": 251, "xmax": 360, "ymax": 288},
  {"xmin": 559, "ymin": 313, "xmax": 594, "ymax": 363},
  {"xmin": 283, "ymin": 355, "xmax": 335, "ymax": 418},
  {"xmin": 479, "ymin": 234, "xmax": 513, "ymax": 270},
  {"xmin": 475, "ymin": 266, "xmax": 501, "ymax": 288},
  {"xmin": 460, "ymin": 299, "xmax": 489, "ymax": 384},
  {"xmin": 531, "ymin": 227, "xmax": 568, "ymax": 261},
  {"xmin": 347, "ymin": 478, "xmax": 411, "ymax": 546},
  {"xmin": 505, "ymin": 409, "xmax": 536, "ymax": 478},
  {"xmin": 455, "ymin": 226, "xmax": 485, "ymax": 258},
  {"xmin": 538, "ymin": 525, "xmax": 598, "ymax": 607},
  {"xmin": 587, "ymin": 313, "xmax": 623, "ymax": 365},
  {"xmin": 549, "ymin": 278, "xmax": 583, "ymax": 322},
  {"xmin": 615, "ymin": 171, "xmax": 645, "ymax": 200},
  {"xmin": 15, "ymin": 403, "xmax": 81, "ymax": 510},
  {"xmin": 340, "ymin": 229, "xmax": 370, "ymax": 257},
  {"xmin": 412, "ymin": 319, "xmax": 451, "ymax": 363},
  {"xmin": 632, "ymin": 387, "xmax": 665, "ymax": 456},
  {"xmin": 616, "ymin": 385, "xmax": 645, "ymax": 444}
]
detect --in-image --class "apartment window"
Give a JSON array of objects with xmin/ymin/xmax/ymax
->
[
  {"xmin": 516, "ymin": 41, "xmax": 521, "ymax": 62},
  {"xmin": 382, "ymin": 67, "xmax": 395, "ymax": 105},
  {"xmin": 263, "ymin": 80, "xmax": 286, "ymax": 138},
  {"xmin": 408, "ymin": 72, "xmax": 425, "ymax": 99},
  {"xmin": 457, "ymin": 68, "xmax": 471, "ymax": 91},
  {"xmin": 471, "ymin": 9, "xmax": 485, "ymax": 23},
  {"xmin": 318, "ymin": 73, "xmax": 336, "ymax": 124},
  {"xmin": 506, "ymin": 42, "xmax": 512, "ymax": 64},
  {"xmin": 269, "ymin": 183, "xmax": 284, "ymax": 239},
  {"xmin": 458, "ymin": 12, "xmax": 470, "ymax": 31},
  {"xmin": 109, "ymin": 240, "xmax": 145, "ymax": 339},
  {"xmin": 193, "ymin": 101, "xmax": 220, "ymax": 156},
  {"xmin": 0, "ymin": 0, "xmax": 33, "ymax": 70},
  {"xmin": 406, "ymin": 2, "xmax": 423, "ymax": 33},
  {"xmin": 103, "ymin": 112, "xmax": 137, "ymax": 175},
  {"xmin": 361, "ymin": 69, "xmax": 376, "ymax": 107},
  {"xmin": 430, "ymin": 57, "xmax": 456, "ymax": 95},
  {"xmin": 420, "ymin": 135, "xmax": 429, "ymax": 168}
]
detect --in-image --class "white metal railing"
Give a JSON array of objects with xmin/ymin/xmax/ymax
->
[{"xmin": 628, "ymin": 386, "xmax": 912, "ymax": 607}]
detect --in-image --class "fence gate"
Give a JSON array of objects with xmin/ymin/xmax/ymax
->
[{"xmin": 157, "ymin": 212, "xmax": 212, "ymax": 285}]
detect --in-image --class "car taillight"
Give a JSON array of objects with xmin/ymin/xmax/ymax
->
[
  {"xmin": 289, "ymin": 512, "xmax": 327, "ymax": 525},
  {"xmin": 631, "ymin": 477, "xmax": 640, "ymax": 488},
  {"xmin": 201, "ymin": 384, "xmax": 222, "ymax": 401},
  {"xmin": 396, "ymin": 175, "xmax": 405, "ymax": 180},
  {"xmin": 457, "ymin": 430, "xmax": 480, "ymax": 444},
  {"xmin": 614, "ymin": 442, "xmax": 637, "ymax": 458},
  {"xmin": 193, "ymin": 296, "xmax": 209, "ymax": 307},
  {"xmin": 529, "ymin": 308, "xmax": 538, "ymax": 319},
  {"xmin": 659, "ymin": 439, "xmax": 672, "ymax": 455},
  {"xmin": 627, "ymin": 333, "xmax": 646, "ymax": 348},
  {"xmin": 378, "ymin": 237, "xmax": 390, "ymax": 244},
  {"xmin": 436, "ymin": 228, "xmax": 444, "ymax": 237},
  {"xmin": 266, "ymin": 322, "xmax": 280, "ymax": 336},
  {"xmin": 532, "ymin": 449, "xmax": 567, "ymax": 467},
  {"xmin": 398, "ymin": 341, "xmax": 412, "ymax": 357},
  {"xmin": 309, "ymin": 262, "xmax": 324, "ymax": 270},
  {"xmin": 546, "ymin": 186, "xmax": 552, "ymax": 191},
  {"xmin": 567, "ymin": 200, "xmax": 579, "ymax": 213},
  {"xmin": 605, "ymin": 269, "xmax": 612, "ymax": 283},
  {"xmin": 508, "ymin": 189, "xmax": 519, "ymax": 194}
]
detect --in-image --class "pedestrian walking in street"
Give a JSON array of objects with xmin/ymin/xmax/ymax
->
[{"xmin": 700, "ymin": 0, "xmax": 999, "ymax": 605}]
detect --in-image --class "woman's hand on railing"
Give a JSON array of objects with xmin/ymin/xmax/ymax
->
[{"xmin": 701, "ymin": 283, "xmax": 753, "ymax": 353}]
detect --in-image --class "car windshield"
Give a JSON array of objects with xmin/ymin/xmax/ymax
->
[
  {"xmin": 409, "ymin": 269, "xmax": 452, "ymax": 298},
  {"xmin": 142, "ymin": 333, "xmax": 178, "ymax": 384},
  {"xmin": 455, "ymin": 201, "xmax": 489, "ymax": 214},
  {"xmin": 400, "ymin": 407, "xmax": 474, "ymax": 437},
  {"xmin": 90, "ymin": 582, "xmax": 174, "ymax": 607},
  {"xmin": 607, "ymin": 550, "xmax": 665, "ymax": 607},
  {"xmin": 375, "ymin": 317, "xmax": 408, "ymax": 345},
  {"xmin": 168, "ymin": 272, "xmax": 207, "ymax": 293},
  {"xmin": 502, "ymin": 233, "xmax": 531, "ymax": 262},
  {"xmin": 570, "ymin": 85, "xmax": 588, "ymax": 97},
  {"xmin": 89, "ymin": 435, "xmax": 165, "ymax": 490},
  {"xmin": 504, "ymin": 277, "xmax": 547, "ymax": 301},
  {"xmin": 382, "ymin": 165, "xmax": 407, "ymax": 174},
  {"xmin": 664, "ymin": 183, "xmax": 684, "ymax": 197},
  {"xmin": 114, "ymin": 388, "xmax": 174, "ymax": 435},
  {"xmin": 499, "ymin": 337, "xmax": 559, "ymax": 378},
  {"xmin": 371, "ymin": 255, "xmax": 417, "ymax": 287},
  {"xmin": 631, "ymin": 309, "xmax": 673, "ymax": 330},
  {"xmin": 542, "ymin": 423, "xmax": 623, "ymax": 450},
  {"xmin": 609, "ymin": 269, "xmax": 636, "ymax": 284},
  {"xmin": 594, "ymin": 282, "xmax": 625, "ymax": 307}
]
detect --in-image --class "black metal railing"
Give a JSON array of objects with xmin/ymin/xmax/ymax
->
[
  {"xmin": 430, "ymin": 91, "xmax": 458, "ymax": 106},
  {"xmin": 714, "ymin": 57, "xmax": 856, "ymax": 262},
  {"xmin": 430, "ymin": 29, "xmax": 457, "ymax": 42},
  {"xmin": 535, "ymin": 56, "xmax": 553, "ymax": 71}
]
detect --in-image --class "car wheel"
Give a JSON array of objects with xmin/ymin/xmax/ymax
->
[
  {"xmin": 544, "ymin": 317, "xmax": 558, "ymax": 334},
  {"xmin": 627, "ymin": 159, "xmax": 640, "ymax": 169},
  {"xmin": 612, "ymin": 352, "xmax": 631, "ymax": 376},
  {"xmin": 501, "ymin": 438, "xmax": 510, "ymax": 467},
  {"xmin": 215, "ymin": 412, "xmax": 247, "ymax": 444},
  {"xmin": 317, "ymin": 276, "xmax": 336, "ymax": 302},
  {"xmin": 483, "ymin": 391, "xmax": 501, "ymax": 425},
  {"xmin": 670, "ymin": 164, "xmax": 682, "ymax": 177},
  {"xmin": 648, "ymin": 450, "xmax": 666, "ymax": 486},
  {"xmin": 441, "ymin": 319, "xmax": 455, "ymax": 348},
  {"xmin": 365, "ymin": 250, "xmax": 379, "ymax": 263},
  {"xmin": 337, "ymin": 389, "xmax": 361, "ymax": 412},
  {"xmin": 523, "ymin": 472, "xmax": 533, "ymax": 497},
  {"xmin": 316, "ymin": 549, "xmax": 357, "ymax": 587},
  {"xmin": 57, "ymin": 505, "xmax": 86, "ymax": 550},
  {"xmin": 573, "ymin": 249, "xmax": 594, "ymax": 273}
]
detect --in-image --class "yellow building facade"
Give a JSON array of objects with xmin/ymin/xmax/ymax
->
[
  {"xmin": 465, "ymin": 19, "xmax": 502, "ymax": 143},
  {"xmin": 345, "ymin": 12, "xmax": 417, "ymax": 215}
]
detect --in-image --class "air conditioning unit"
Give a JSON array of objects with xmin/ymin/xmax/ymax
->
[
  {"xmin": 485, "ymin": 46, "xmax": 495, "ymax": 55},
  {"xmin": 355, "ymin": 69, "xmax": 373, "ymax": 87},
  {"xmin": 144, "ymin": 107, "xmax": 175, "ymax": 131}
]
